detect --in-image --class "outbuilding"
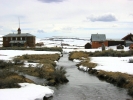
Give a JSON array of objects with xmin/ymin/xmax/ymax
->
[
  {"xmin": 121, "ymin": 33, "xmax": 133, "ymax": 47},
  {"xmin": 90, "ymin": 34, "xmax": 108, "ymax": 48}
]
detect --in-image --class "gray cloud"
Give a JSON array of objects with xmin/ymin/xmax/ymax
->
[
  {"xmin": 62, "ymin": 27, "xmax": 72, "ymax": 31},
  {"xmin": 130, "ymin": 14, "xmax": 133, "ymax": 17},
  {"xmin": 38, "ymin": 0, "xmax": 65, "ymax": 3},
  {"xmin": 37, "ymin": 30, "xmax": 45, "ymax": 33},
  {"xmin": 112, "ymin": 24, "xmax": 118, "ymax": 27},
  {"xmin": 0, "ymin": 26, "xmax": 3, "ymax": 31},
  {"xmin": 87, "ymin": 13, "xmax": 117, "ymax": 22}
]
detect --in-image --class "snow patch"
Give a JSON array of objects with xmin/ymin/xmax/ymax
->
[{"xmin": 0, "ymin": 83, "xmax": 54, "ymax": 100}]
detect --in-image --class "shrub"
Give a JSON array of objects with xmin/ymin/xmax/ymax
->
[
  {"xmin": 88, "ymin": 49, "xmax": 132, "ymax": 57},
  {"xmin": 13, "ymin": 58, "xmax": 24, "ymax": 65},
  {"xmin": 0, "ymin": 60, "xmax": 13, "ymax": 69},
  {"xmin": 116, "ymin": 76, "xmax": 127, "ymax": 87},
  {"xmin": 34, "ymin": 47, "xmax": 62, "ymax": 52},
  {"xmin": 23, "ymin": 54, "xmax": 29, "ymax": 59},
  {"xmin": 48, "ymin": 67, "xmax": 68, "ymax": 85},
  {"xmin": 129, "ymin": 49, "xmax": 133, "ymax": 55},
  {"xmin": 0, "ymin": 70, "xmax": 33, "ymax": 88},
  {"xmin": 0, "ymin": 79, "xmax": 20, "ymax": 88},
  {"xmin": 129, "ymin": 58, "xmax": 133, "ymax": 63},
  {"xmin": 0, "ymin": 71, "xmax": 16, "ymax": 78},
  {"xmin": 35, "ymin": 64, "xmax": 45, "ymax": 78},
  {"xmin": 128, "ymin": 87, "xmax": 133, "ymax": 96},
  {"xmin": 117, "ymin": 44, "xmax": 124, "ymax": 49},
  {"xmin": 92, "ymin": 51, "xmax": 102, "ymax": 56}
]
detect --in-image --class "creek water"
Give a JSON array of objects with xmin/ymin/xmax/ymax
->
[{"xmin": 48, "ymin": 54, "xmax": 132, "ymax": 100}]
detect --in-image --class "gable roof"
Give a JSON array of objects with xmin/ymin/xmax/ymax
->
[
  {"xmin": 91, "ymin": 34, "xmax": 106, "ymax": 42},
  {"xmin": 3, "ymin": 33, "xmax": 35, "ymax": 37},
  {"xmin": 121, "ymin": 33, "xmax": 133, "ymax": 41}
]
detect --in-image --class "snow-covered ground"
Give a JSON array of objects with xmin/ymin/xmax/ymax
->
[
  {"xmin": 0, "ymin": 36, "xmax": 132, "ymax": 100},
  {"xmin": 92, "ymin": 57, "xmax": 133, "ymax": 74},
  {"xmin": 0, "ymin": 50, "xmax": 60, "ymax": 100},
  {"xmin": 0, "ymin": 83, "xmax": 54, "ymax": 100},
  {"xmin": 36, "ymin": 37, "xmax": 90, "ymax": 48},
  {"xmin": 0, "ymin": 50, "xmax": 60, "ymax": 60}
]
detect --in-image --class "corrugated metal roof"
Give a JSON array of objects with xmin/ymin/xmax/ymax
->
[
  {"xmin": 91, "ymin": 34, "xmax": 106, "ymax": 41},
  {"xmin": 3, "ymin": 33, "xmax": 35, "ymax": 37}
]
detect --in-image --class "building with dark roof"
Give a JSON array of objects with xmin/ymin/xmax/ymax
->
[
  {"xmin": 3, "ymin": 27, "xmax": 35, "ymax": 47},
  {"xmin": 121, "ymin": 33, "xmax": 133, "ymax": 47}
]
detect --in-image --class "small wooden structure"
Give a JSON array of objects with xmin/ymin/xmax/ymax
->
[
  {"xmin": 90, "ymin": 34, "xmax": 108, "ymax": 48},
  {"xmin": 84, "ymin": 43, "xmax": 91, "ymax": 49}
]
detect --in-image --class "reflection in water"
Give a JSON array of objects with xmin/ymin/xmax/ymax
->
[
  {"xmin": 49, "ymin": 54, "xmax": 132, "ymax": 100},
  {"xmin": 24, "ymin": 74, "xmax": 47, "ymax": 84}
]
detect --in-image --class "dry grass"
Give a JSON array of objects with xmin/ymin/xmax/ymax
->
[
  {"xmin": 69, "ymin": 51, "xmax": 96, "ymax": 68},
  {"xmin": 21, "ymin": 53, "xmax": 60, "ymax": 61},
  {"xmin": 77, "ymin": 58, "xmax": 97, "ymax": 69},
  {"xmin": 0, "ymin": 71, "xmax": 33, "ymax": 88},
  {"xmin": 97, "ymin": 70, "xmax": 133, "ymax": 89},
  {"xmin": 69, "ymin": 51, "xmax": 89, "ymax": 60},
  {"xmin": 12, "ymin": 53, "xmax": 69, "ymax": 85},
  {"xmin": 13, "ymin": 53, "xmax": 60, "ymax": 77}
]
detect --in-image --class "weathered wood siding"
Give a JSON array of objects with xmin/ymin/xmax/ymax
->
[
  {"xmin": 3, "ymin": 37, "xmax": 10, "ymax": 47},
  {"xmin": 26, "ymin": 36, "xmax": 35, "ymax": 47}
]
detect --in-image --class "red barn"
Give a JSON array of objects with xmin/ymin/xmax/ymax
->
[{"xmin": 90, "ymin": 34, "xmax": 108, "ymax": 48}]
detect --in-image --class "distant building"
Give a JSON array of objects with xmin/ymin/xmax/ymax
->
[
  {"xmin": 122, "ymin": 33, "xmax": 133, "ymax": 41},
  {"xmin": 90, "ymin": 34, "xmax": 108, "ymax": 48},
  {"xmin": 3, "ymin": 27, "xmax": 35, "ymax": 47},
  {"xmin": 121, "ymin": 33, "xmax": 133, "ymax": 47},
  {"xmin": 107, "ymin": 39, "xmax": 125, "ymax": 47}
]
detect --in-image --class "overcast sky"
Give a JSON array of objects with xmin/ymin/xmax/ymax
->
[{"xmin": 0, "ymin": 0, "xmax": 133, "ymax": 38}]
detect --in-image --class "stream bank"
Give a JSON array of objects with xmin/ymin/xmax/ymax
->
[{"xmin": 49, "ymin": 54, "xmax": 132, "ymax": 100}]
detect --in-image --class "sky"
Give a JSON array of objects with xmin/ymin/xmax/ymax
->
[{"xmin": 0, "ymin": 0, "xmax": 133, "ymax": 39}]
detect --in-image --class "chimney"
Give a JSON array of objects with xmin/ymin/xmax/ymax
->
[{"xmin": 18, "ymin": 28, "xmax": 21, "ymax": 34}]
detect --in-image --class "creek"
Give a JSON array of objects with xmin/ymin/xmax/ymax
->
[
  {"xmin": 22, "ymin": 54, "xmax": 132, "ymax": 100},
  {"xmin": 49, "ymin": 54, "xmax": 132, "ymax": 100}
]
